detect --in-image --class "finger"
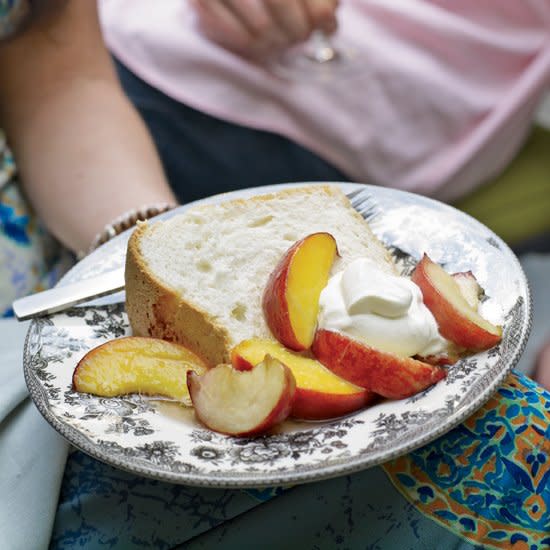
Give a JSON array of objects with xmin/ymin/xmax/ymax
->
[
  {"xmin": 190, "ymin": 0, "xmax": 256, "ymax": 53},
  {"xmin": 264, "ymin": 0, "xmax": 311, "ymax": 43},
  {"xmin": 222, "ymin": 0, "xmax": 276, "ymax": 39},
  {"xmin": 302, "ymin": 0, "xmax": 339, "ymax": 33}
]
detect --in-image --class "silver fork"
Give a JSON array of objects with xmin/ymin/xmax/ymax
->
[{"xmin": 348, "ymin": 186, "xmax": 379, "ymax": 221}]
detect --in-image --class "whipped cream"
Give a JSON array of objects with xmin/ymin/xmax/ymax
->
[{"xmin": 318, "ymin": 258, "xmax": 449, "ymax": 358}]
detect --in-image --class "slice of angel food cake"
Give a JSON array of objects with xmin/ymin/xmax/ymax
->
[{"xmin": 73, "ymin": 185, "xmax": 501, "ymax": 436}]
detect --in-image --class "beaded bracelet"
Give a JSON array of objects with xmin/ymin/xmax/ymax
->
[{"xmin": 78, "ymin": 202, "xmax": 176, "ymax": 259}]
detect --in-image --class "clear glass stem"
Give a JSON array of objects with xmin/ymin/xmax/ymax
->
[{"xmin": 306, "ymin": 31, "xmax": 339, "ymax": 64}]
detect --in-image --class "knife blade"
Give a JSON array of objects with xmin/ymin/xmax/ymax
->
[{"xmin": 12, "ymin": 268, "xmax": 125, "ymax": 321}]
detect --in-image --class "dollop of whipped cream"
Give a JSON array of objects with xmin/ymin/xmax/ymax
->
[{"xmin": 318, "ymin": 258, "xmax": 449, "ymax": 358}]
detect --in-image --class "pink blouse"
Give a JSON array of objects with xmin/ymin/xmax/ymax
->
[{"xmin": 99, "ymin": 0, "xmax": 550, "ymax": 201}]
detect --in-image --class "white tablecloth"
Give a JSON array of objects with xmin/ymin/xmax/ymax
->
[{"xmin": 0, "ymin": 320, "xmax": 69, "ymax": 550}]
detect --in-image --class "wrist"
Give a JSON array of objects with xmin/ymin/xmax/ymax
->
[{"xmin": 78, "ymin": 202, "xmax": 176, "ymax": 260}]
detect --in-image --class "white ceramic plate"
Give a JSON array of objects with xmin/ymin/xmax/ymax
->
[{"xmin": 23, "ymin": 183, "xmax": 531, "ymax": 488}]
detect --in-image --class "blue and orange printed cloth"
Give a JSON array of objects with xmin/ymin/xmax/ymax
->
[{"xmin": 384, "ymin": 374, "xmax": 550, "ymax": 549}]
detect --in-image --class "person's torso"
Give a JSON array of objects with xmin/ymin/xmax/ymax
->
[{"xmin": 99, "ymin": 0, "xmax": 550, "ymax": 200}]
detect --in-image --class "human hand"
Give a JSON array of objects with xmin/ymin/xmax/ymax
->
[{"xmin": 190, "ymin": 0, "xmax": 339, "ymax": 59}]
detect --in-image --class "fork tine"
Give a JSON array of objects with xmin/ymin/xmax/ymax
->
[
  {"xmin": 347, "ymin": 186, "xmax": 371, "ymax": 206},
  {"xmin": 352, "ymin": 194, "xmax": 372, "ymax": 211},
  {"xmin": 346, "ymin": 187, "xmax": 364, "ymax": 202},
  {"xmin": 347, "ymin": 186, "xmax": 379, "ymax": 221}
]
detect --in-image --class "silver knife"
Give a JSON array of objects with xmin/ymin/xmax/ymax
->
[{"xmin": 12, "ymin": 268, "xmax": 125, "ymax": 321}]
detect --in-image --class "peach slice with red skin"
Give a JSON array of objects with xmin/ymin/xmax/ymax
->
[
  {"xmin": 411, "ymin": 254, "xmax": 502, "ymax": 351},
  {"xmin": 231, "ymin": 339, "xmax": 375, "ymax": 420},
  {"xmin": 311, "ymin": 330, "xmax": 446, "ymax": 400},
  {"xmin": 187, "ymin": 355, "xmax": 296, "ymax": 437},
  {"xmin": 72, "ymin": 336, "xmax": 208, "ymax": 405},
  {"xmin": 263, "ymin": 232, "xmax": 337, "ymax": 351},
  {"xmin": 452, "ymin": 270, "xmax": 482, "ymax": 310}
]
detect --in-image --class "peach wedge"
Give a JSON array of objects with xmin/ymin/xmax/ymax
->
[
  {"xmin": 452, "ymin": 270, "xmax": 482, "ymax": 310},
  {"xmin": 187, "ymin": 355, "xmax": 296, "ymax": 437},
  {"xmin": 231, "ymin": 339, "xmax": 375, "ymax": 420},
  {"xmin": 411, "ymin": 254, "xmax": 502, "ymax": 351},
  {"xmin": 263, "ymin": 232, "xmax": 337, "ymax": 351},
  {"xmin": 312, "ymin": 330, "xmax": 446, "ymax": 400},
  {"xmin": 73, "ymin": 336, "xmax": 208, "ymax": 405}
]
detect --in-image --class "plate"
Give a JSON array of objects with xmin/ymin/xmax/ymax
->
[{"xmin": 23, "ymin": 183, "xmax": 531, "ymax": 488}]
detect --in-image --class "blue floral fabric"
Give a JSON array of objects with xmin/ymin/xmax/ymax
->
[
  {"xmin": 0, "ymin": 131, "xmax": 74, "ymax": 317},
  {"xmin": 0, "ymin": 0, "xmax": 28, "ymax": 38}
]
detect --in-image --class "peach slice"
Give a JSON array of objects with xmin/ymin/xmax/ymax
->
[
  {"xmin": 263, "ymin": 232, "xmax": 337, "ymax": 351},
  {"xmin": 452, "ymin": 270, "xmax": 482, "ymax": 310},
  {"xmin": 312, "ymin": 330, "xmax": 446, "ymax": 400},
  {"xmin": 231, "ymin": 339, "xmax": 375, "ymax": 420},
  {"xmin": 187, "ymin": 355, "xmax": 296, "ymax": 437},
  {"xmin": 72, "ymin": 336, "xmax": 208, "ymax": 405},
  {"xmin": 411, "ymin": 254, "xmax": 501, "ymax": 351}
]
